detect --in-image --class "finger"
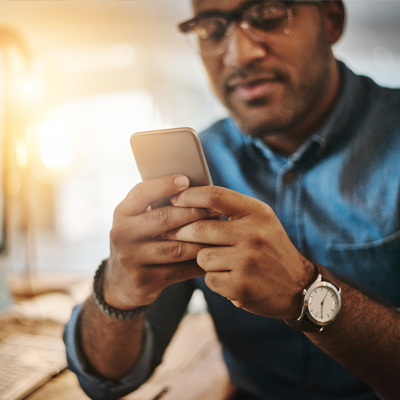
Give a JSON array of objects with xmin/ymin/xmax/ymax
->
[
  {"xmin": 140, "ymin": 206, "xmax": 219, "ymax": 238},
  {"xmin": 135, "ymin": 240, "xmax": 210, "ymax": 265},
  {"xmin": 148, "ymin": 260, "xmax": 206, "ymax": 287},
  {"xmin": 113, "ymin": 206, "xmax": 219, "ymax": 241},
  {"xmin": 170, "ymin": 186, "xmax": 262, "ymax": 219},
  {"xmin": 197, "ymin": 246, "xmax": 233, "ymax": 272},
  {"xmin": 198, "ymin": 248, "xmax": 243, "ymax": 300},
  {"xmin": 203, "ymin": 271, "xmax": 232, "ymax": 299},
  {"xmin": 118, "ymin": 175, "xmax": 190, "ymax": 216},
  {"xmin": 162, "ymin": 218, "xmax": 237, "ymax": 246}
]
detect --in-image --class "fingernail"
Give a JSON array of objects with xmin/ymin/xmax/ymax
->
[
  {"xmin": 174, "ymin": 176, "xmax": 189, "ymax": 188},
  {"xmin": 170, "ymin": 194, "xmax": 178, "ymax": 204}
]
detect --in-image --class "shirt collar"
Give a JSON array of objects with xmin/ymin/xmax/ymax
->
[
  {"xmin": 307, "ymin": 61, "xmax": 359, "ymax": 154},
  {"xmin": 240, "ymin": 61, "xmax": 360, "ymax": 171}
]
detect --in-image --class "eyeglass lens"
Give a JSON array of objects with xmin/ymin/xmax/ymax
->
[{"xmin": 184, "ymin": 1, "xmax": 292, "ymax": 57}]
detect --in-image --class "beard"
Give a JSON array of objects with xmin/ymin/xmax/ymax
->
[
  {"xmin": 225, "ymin": 65, "xmax": 333, "ymax": 140},
  {"xmin": 229, "ymin": 94, "xmax": 305, "ymax": 139},
  {"xmin": 207, "ymin": 42, "xmax": 335, "ymax": 141}
]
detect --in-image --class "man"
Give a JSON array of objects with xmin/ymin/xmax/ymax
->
[{"xmin": 64, "ymin": 1, "xmax": 400, "ymax": 399}]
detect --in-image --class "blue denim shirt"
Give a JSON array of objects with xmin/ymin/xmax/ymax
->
[{"xmin": 64, "ymin": 63, "xmax": 400, "ymax": 400}]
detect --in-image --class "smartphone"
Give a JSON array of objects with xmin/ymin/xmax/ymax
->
[{"xmin": 130, "ymin": 127, "xmax": 212, "ymax": 208}]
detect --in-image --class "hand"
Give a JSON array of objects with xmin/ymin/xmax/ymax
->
[
  {"xmin": 164, "ymin": 186, "xmax": 316, "ymax": 320},
  {"xmin": 103, "ymin": 175, "xmax": 218, "ymax": 310}
]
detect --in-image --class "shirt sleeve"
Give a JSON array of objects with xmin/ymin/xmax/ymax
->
[
  {"xmin": 63, "ymin": 280, "xmax": 196, "ymax": 400},
  {"xmin": 63, "ymin": 303, "xmax": 155, "ymax": 400}
]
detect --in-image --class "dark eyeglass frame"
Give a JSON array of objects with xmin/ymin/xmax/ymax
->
[
  {"xmin": 178, "ymin": 0, "xmax": 296, "ymax": 35},
  {"xmin": 178, "ymin": 0, "xmax": 321, "ymax": 35}
]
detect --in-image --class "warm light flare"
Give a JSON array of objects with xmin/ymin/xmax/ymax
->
[
  {"xmin": 10, "ymin": 54, "xmax": 27, "ymax": 72},
  {"xmin": 15, "ymin": 139, "xmax": 29, "ymax": 168},
  {"xmin": 12, "ymin": 73, "xmax": 44, "ymax": 103},
  {"xmin": 40, "ymin": 121, "xmax": 73, "ymax": 170},
  {"xmin": 107, "ymin": 43, "xmax": 135, "ymax": 68}
]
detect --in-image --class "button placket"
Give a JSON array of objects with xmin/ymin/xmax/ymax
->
[{"xmin": 275, "ymin": 164, "xmax": 302, "ymax": 250}]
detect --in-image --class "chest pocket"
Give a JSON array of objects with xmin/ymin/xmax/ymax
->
[{"xmin": 327, "ymin": 229, "xmax": 400, "ymax": 307}]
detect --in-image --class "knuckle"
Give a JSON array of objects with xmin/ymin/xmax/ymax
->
[
  {"xmin": 170, "ymin": 242, "xmax": 185, "ymax": 259},
  {"xmin": 153, "ymin": 243, "xmax": 169, "ymax": 256},
  {"xmin": 112, "ymin": 200, "xmax": 131, "ymax": 224},
  {"xmin": 155, "ymin": 241, "xmax": 185, "ymax": 259},
  {"xmin": 131, "ymin": 182, "xmax": 146, "ymax": 201},
  {"xmin": 208, "ymin": 186, "xmax": 225, "ymax": 205},
  {"xmin": 197, "ymin": 248, "xmax": 212, "ymax": 266},
  {"xmin": 247, "ymin": 231, "xmax": 265, "ymax": 250},
  {"xmin": 204, "ymin": 273, "xmax": 218, "ymax": 289},
  {"xmin": 109, "ymin": 226, "xmax": 124, "ymax": 246},
  {"xmin": 191, "ymin": 220, "xmax": 206, "ymax": 239},
  {"xmin": 243, "ymin": 253, "xmax": 258, "ymax": 269},
  {"xmin": 151, "ymin": 208, "xmax": 170, "ymax": 227},
  {"xmin": 112, "ymin": 203, "xmax": 122, "ymax": 220},
  {"xmin": 182, "ymin": 207, "xmax": 201, "ymax": 224},
  {"xmin": 189, "ymin": 207, "xmax": 202, "ymax": 220},
  {"xmin": 261, "ymin": 203, "xmax": 275, "ymax": 220}
]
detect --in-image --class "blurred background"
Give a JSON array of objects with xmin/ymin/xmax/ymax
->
[{"xmin": 0, "ymin": 1, "xmax": 399, "ymax": 293}]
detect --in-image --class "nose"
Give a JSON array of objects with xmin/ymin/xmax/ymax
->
[{"xmin": 223, "ymin": 24, "xmax": 267, "ymax": 69}]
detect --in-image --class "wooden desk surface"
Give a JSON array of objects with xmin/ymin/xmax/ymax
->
[
  {"xmin": 124, "ymin": 313, "xmax": 235, "ymax": 400},
  {"xmin": 0, "ymin": 312, "xmax": 235, "ymax": 400}
]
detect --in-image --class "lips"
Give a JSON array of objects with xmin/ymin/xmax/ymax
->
[{"xmin": 226, "ymin": 75, "xmax": 282, "ymax": 102}]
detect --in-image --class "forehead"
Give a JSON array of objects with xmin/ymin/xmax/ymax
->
[{"xmin": 192, "ymin": 0, "xmax": 248, "ymax": 14}]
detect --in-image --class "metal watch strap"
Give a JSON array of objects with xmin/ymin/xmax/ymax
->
[
  {"xmin": 281, "ymin": 263, "xmax": 341, "ymax": 333},
  {"xmin": 93, "ymin": 259, "xmax": 151, "ymax": 320}
]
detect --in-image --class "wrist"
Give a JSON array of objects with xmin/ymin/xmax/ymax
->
[
  {"xmin": 102, "ymin": 258, "xmax": 149, "ymax": 310},
  {"xmin": 287, "ymin": 259, "xmax": 318, "ymax": 320},
  {"xmin": 93, "ymin": 259, "xmax": 151, "ymax": 320},
  {"xmin": 282, "ymin": 263, "xmax": 342, "ymax": 332}
]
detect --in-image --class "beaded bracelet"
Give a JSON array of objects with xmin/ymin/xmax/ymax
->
[{"xmin": 92, "ymin": 259, "xmax": 150, "ymax": 320}]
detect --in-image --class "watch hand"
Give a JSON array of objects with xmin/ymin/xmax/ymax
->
[{"xmin": 320, "ymin": 291, "xmax": 328, "ymax": 318}]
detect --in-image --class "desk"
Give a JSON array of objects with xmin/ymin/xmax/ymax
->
[
  {"xmin": 124, "ymin": 313, "xmax": 236, "ymax": 400},
  {"xmin": 1, "ymin": 312, "xmax": 235, "ymax": 400}
]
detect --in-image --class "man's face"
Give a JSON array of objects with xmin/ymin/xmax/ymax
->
[{"xmin": 192, "ymin": 0, "xmax": 340, "ymax": 143}]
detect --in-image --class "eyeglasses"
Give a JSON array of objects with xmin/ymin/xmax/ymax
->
[{"xmin": 178, "ymin": 1, "xmax": 296, "ymax": 57}]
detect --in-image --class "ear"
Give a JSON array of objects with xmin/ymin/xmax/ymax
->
[{"xmin": 321, "ymin": 1, "xmax": 345, "ymax": 45}]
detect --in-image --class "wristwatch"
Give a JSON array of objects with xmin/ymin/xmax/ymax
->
[{"xmin": 282, "ymin": 263, "xmax": 342, "ymax": 332}]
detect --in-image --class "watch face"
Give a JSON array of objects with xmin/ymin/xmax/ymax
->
[{"xmin": 307, "ymin": 283, "xmax": 340, "ymax": 324}]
